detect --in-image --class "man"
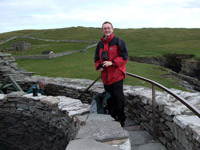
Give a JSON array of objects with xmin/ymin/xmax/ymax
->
[
  {"xmin": 27, "ymin": 78, "xmax": 45, "ymax": 95},
  {"xmin": 94, "ymin": 21, "xmax": 128, "ymax": 126}
]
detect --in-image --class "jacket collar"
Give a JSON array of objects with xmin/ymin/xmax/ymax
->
[{"xmin": 101, "ymin": 33, "xmax": 114, "ymax": 43}]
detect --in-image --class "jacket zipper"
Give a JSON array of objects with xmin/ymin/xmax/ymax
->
[{"xmin": 106, "ymin": 68, "xmax": 108, "ymax": 85}]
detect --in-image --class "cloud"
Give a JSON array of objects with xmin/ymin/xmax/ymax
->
[{"xmin": 0, "ymin": 0, "xmax": 200, "ymax": 33}]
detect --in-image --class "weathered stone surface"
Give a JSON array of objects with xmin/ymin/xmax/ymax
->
[
  {"xmin": 58, "ymin": 96, "xmax": 90, "ymax": 116},
  {"xmin": 105, "ymin": 139, "xmax": 131, "ymax": 150},
  {"xmin": 40, "ymin": 96, "xmax": 59, "ymax": 106},
  {"xmin": 0, "ymin": 94, "xmax": 5, "ymax": 100},
  {"xmin": 7, "ymin": 91, "xmax": 26, "ymax": 98},
  {"xmin": 66, "ymin": 139, "xmax": 122, "ymax": 150},
  {"xmin": 22, "ymin": 93, "xmax": 46, "ymax": 100},
  {"xmin": 75, "ymin": 114, "xmax": 89, "ymax": 125},
  {"xmin": 173, "ymin": 115, "xmax": 200, "ymax": 129},
  {"xmin": 87, "ymin": 114, "xmax": 115, "ymax": 121},
  {"xmin": 164, "ymin": 104, "xmax": 188, "ymax": 116},
  {"xmin": 133, "ymin": 142, "xmax": 167, "ymax": 150},
  {"xmin": 1, "ymin": 52, "xmax": 200, "ymax": 150},
  {"xmin": 129, "ymin": 130, "xmax": 156, "ymax": 146},
  {"xmin": 76, "ymin": 120, "xmax": 129, "ymax": 142},
  {"xmin": 192, "ymin": 126, "xmax": 200, "ymax": 142}
]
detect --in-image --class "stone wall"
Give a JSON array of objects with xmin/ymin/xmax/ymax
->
[
  {"xmin": 1, "ymin": 51, "xmax": 200, "ymax": 149},
  {"xmin": 0, "ymin": 52, "xmax": 33, "ymax": 83},
  {"xmin": 15, "ymin": 75, "xmax": 200, "ymax": 150},
  {"xmin": 14, "ymin": 43, "xmax": 97, "ymax": 60},
  {"xmin": 0, "ymin": 35, "xmax": 97, "ymax": 45},
  {"xmin": 0, "ymin": 91, "xmax": 131, "ymax": 150},
  {"xmin": 0, "ymin": 92, "xmax": 80, "ymax": 149},
  {"xmin": 10, "ymin": 41, "xmax": 31, "ymax": 51},
  {"xmin": 124, "ymin": 86, "xmax": 200, "ymax": 150}
]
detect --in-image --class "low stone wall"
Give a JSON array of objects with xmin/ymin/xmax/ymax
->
[
  {"xmin": 18, "ymin": 76, "xmax": 200, "ymax": 150},
  {"xmin": 0, "ymin": 52, "xmax": 33, "ymax": 83},
  {"xmin": 124, "ymin": 86, "xmax": 200, "ymax": 150},
  {"xmin": 14, "ymin": 43, "xmax": 97, "ymax": 60},
  {"xmin": 0, "ymin": 35, "xmax": 97, "ymax": 45},
  {"xmin": 0, "ymin": 92, "xmax": 80, "ymax": 146},
  {"xmin": 1, "ymin": 51, "xmax": 200, "ymax": 150},
  {"xmin": 0, "ymin": 91, "xmax": 131, "ymax": 150}
]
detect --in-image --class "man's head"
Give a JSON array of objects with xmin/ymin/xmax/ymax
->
[
  {"xmin": 102, "ymin": 21, "xmax": 114, "ymax": 37},
  {"xmin": 37, "ymin": 78, "xmax": 45, "ymax": 89}
]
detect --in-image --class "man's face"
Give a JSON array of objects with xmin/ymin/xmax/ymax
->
[
  {"xmin": 102, "ymin": 23, "xmax": 113, "ymax": 37},
  {"xmin": 38, "ymin": 83, "xmax": 45, "ymax": 89}
]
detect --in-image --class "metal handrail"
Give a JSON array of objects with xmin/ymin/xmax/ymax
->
[
  {"xmin": 77, "ymin": 72, "xmax": 200, "ymax": 138},
  {"xmin": 126, "ymin": 72, "xmax": 200, "ymax": 138}
]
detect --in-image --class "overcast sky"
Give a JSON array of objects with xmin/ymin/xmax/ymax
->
[{"xmin": 0, "ymin": 0, "xmax": 200, "ymax": 33}]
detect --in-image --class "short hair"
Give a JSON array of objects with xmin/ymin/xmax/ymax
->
[
  {"xmin": 37, "ymin": 78, "xmax": 45, "ymax": 85},
  {"xmin": 102, "ymin": 21, "xmax": 113, "ymax": 29}
]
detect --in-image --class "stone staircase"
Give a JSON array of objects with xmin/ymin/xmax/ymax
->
[
  {"xmin": 67, "ymin": 113, "xmax": 167, "ymax": 150},
  {"xmin": 1, "ymin": 92, "xmax": 168, "ymax": 150}
]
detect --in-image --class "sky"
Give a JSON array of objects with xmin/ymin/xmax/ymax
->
[{"xmin": 0, "ymin": 0, "xmax": 200, "ymax": 33}]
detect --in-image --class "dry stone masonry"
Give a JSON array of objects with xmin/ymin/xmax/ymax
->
[
  {"xmin": 0, "ymin": 51, "xmax": 200, "ymax": 150},
  {"xmin": 0, "ymin": 92, "xmax": 131, "ymax": 150}
]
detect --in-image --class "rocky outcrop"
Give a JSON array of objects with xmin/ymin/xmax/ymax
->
[
  {"xmin": 130, "ymin": 54, "xmax": 200, "ymax": 92},
  {"xmin": 180, "ymin": 59, "xmax": 200, "ymax": 80}
]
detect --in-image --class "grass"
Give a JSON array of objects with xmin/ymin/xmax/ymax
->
[
  {"xmin": 1, "ymin": 27, "xmax": 200, "ymax": 58},
  {"xmin": 16, "ymin": 48, "xmax": 186, "ymax": 91},
  {"xmin": 1, "ymin": 27, "xmax": 200, "ymax": 91},
  {"xmin": 0, "ymin": 38, "xmax": 91, "ymax": 55}
]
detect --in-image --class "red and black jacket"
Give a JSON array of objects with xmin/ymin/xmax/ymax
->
[{"xmin": 94, "ymin": 33, "xmax": 128, "ymax": 85}]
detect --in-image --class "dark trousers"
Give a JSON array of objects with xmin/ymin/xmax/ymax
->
[{"xmin": 104, "ymin": 80, "xmax": 126, "ymax": 122}]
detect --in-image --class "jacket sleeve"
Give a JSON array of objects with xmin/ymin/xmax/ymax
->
[
  {"xmin": 27, "ymin": 84, "xmax": 35, "ymax": 94},
  {"xmin": 112, "ymin": 38, "xmax": 128, "ymax": 67},
  {"xmin": 94, "ymin": 42, "xmax": 101, "ymax": 70}
]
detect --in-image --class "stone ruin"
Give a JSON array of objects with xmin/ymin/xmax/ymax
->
[
  {"xmin": 1, "ymin": 41, "xmax": 31, "ymax": 52},
  {"xmin": 0, "ymin": 52, "xmax": 200, "ymax": 150},
  {"xmin": 10, "ymin": 41, "xmax": 31, "ymax": 51}
]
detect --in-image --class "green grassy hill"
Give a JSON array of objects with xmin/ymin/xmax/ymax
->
[{"xmin": 1, "ymin": 27, "xmax": 200, "ymax": 90}]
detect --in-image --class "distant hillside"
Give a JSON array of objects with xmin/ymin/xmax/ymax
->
[
  {"xmin": 1, "ymin": 27, "xmax": 200, "ymax": 58},
  {"xmin": 1, "ymin": 27, "xmax": 200, "ymax": 91}
]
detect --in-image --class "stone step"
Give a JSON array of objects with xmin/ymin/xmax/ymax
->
[
  {"xmin": 67, "ymin": 114, "xmax": 131, "ymax": 150},
  {"xmin": 66, "ymin": 139, "xmax": 122, "ymax": 150},
  {"xmin": 128, "ymin": 130, "xmax": 167, "ymax": 150}
]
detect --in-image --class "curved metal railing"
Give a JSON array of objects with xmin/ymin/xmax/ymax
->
[
  {"xmin": 78, "ymin": 72, "xmax": 200, "ymax": 137},
  {"xmin": 126, "ymin": 72, "xmax": 200, "ymax": 138}
]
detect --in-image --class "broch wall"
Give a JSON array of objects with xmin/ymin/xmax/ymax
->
[{"xmin": 0, "ymin": 52, "xmax": 200, "ymax": 150}]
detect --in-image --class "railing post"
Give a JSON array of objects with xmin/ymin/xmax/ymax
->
[{"xmin": 152, "ymin": 84, "xmax": 157, "ymax": 139}]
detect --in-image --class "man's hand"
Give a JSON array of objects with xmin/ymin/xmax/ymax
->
[
  {"xmin": 98, "ymin": 68, "xmax": 104, "ymax": 71},
  {"xmin": 103, "ymin": 61, "xmax": 113, "ymax": 67}
]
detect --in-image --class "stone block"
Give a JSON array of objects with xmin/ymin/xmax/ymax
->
[
  {"xmin": 87, "ymin": 114, "xmax": 115, "ymax": 121},
  {"xmin": 40, "ymin": 96, "xmax": 59, "ymax": 106},
  {"xmin": 22, "ymin": 93, "xmax": 46, "ymax": 100},
  {"xmin": 58, "ymin": 96, "xmax": 90, "ymax": 116},
  {"xmin": 192, "ymin": 126, "xmax": 200, "ymax": 142},
  {"xmin": 7, "ymin": 91, "xmax": 26, "ymax": 98},
  {"xmin": 75, "ymin": 114, "xmax": 89, "ymax": 125},
  {"xmin": 164, "ymin": 105, "xmax": 187, "ymax": 116},
  {"xmin": 17, "ymin": 103, "xmax": 29, "ymax": 110},
  {"xmin": 162, "ymin": 131, "xmax": 175, "ymax": 142},
  {"xmin": 76, "ymin": 120, "xmax": 128, "ymax": 143},
  {"xmin": 66, "ymin": 139, "xmax": 122, "ymax": 150},
  {"xmin": 173, "ymin": 115, "xmax": 200, "ymax": 129}
]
